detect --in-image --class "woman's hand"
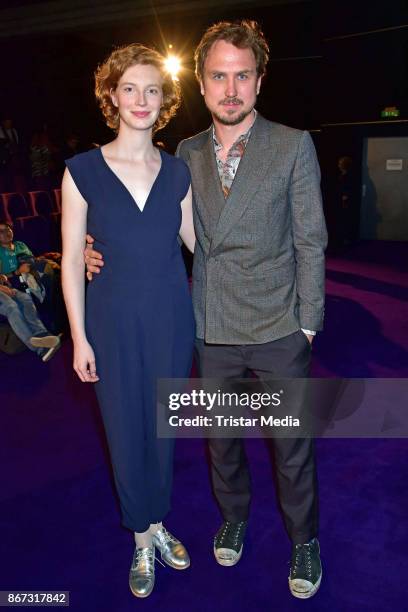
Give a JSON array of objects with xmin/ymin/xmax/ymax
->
[{"xmin": 73, "ymin": 338, "xmax": 99, "ymax": 383}]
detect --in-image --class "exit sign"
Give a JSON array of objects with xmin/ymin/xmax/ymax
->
[{"xmin": 381, "ymin": 106, "xmax": 400, "ymax": 118}]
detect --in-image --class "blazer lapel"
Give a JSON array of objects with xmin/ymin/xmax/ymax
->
[
  {"xmin": 211, "ymin": 114, "xmax": 281, "ymax": 252},
  {"xmin": 189, "ymin": 129, "xmax": 226, "ymax": 238}
]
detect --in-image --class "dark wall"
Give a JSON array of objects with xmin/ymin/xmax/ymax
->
[
  {"xmin": 1, "ymin": 1, "xmax": 406, "ymax": 141},
  {"xmin": 1, "ymin": 0, "xmax": 407, "ymax": 241},
  {"xmin": 1, "ymin": 1, "xmax": 322, "ymax": 144}
]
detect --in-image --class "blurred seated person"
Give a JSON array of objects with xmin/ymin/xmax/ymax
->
[
  {"xmin": 8, "ymin": 255, "xmax": 46, "ymax": 305},
  {"xmin": 0, "ymin": 221, "xmax": 64, "ymax": 333},
  {"xmin": 0, "ymin": 222, "xmax": 34, "ymax": 276},
  {"xmin": 0, "ymin": 220, "xmax": 60, "ymax": 278},
  {"xmin": 0, "ymin": 273, "xmax": 61, "ymax": 361}
]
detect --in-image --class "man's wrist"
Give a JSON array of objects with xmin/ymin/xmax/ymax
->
[{"xmin": 301, "ymin": 328, "xmax": 316, "ymax": 336}]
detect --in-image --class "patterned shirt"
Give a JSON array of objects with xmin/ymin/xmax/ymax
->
[
  {"xmin": 0, "ymin": 241, "xmax": 33, "ymax": 275},
  {"xmin": 213, "ymin": 110, "xmax": 257, "ymax": 198}
]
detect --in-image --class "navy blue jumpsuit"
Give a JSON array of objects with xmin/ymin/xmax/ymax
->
[{"xmin": 66, "ymin": 148, "xmax": 195, "ymax": 533}]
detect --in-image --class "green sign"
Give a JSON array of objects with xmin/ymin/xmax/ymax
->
[{"xmin": 381, "ymin": 107, "xmax": 400, "ymax": 118}]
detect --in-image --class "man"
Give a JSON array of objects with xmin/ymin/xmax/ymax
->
[
  {"xmin": 85, "ymin": 20, "xmax": 327, "ymax": 599},
  {"xmin": 0, "ymin": 221, "xmax": 61, "ymax": 361}
]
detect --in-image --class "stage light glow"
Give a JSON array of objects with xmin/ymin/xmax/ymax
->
[{"xmin": 164, "ymin": 54, "xmax": 181, "ymax": 79}]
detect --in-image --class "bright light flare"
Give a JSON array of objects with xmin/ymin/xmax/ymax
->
[{"xmin": 164, "ymin": 54, "xmax": 181, "ymax": 79}]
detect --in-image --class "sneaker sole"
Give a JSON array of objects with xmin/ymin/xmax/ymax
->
[
  {"xmin": 289, "ymin": 571, "xmax": 322, "ymax": 599},
  {"xmin": 31, "ymin": 335, "xmax": 60, "ymax": 348},
  {"xmin": 213, "ymin": 545, "xmax": 243, "ymax": 567},
  {"xmin": 42, "ymin": 342, "xmax": 61, "ymax": 362},
  {"xmin": 160, "ymin": 558, "xmax": 190, "ymax": 570}
]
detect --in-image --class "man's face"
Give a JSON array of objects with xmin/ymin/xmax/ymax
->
[
  {"xmin": 0, "ymin": 224, "xmax": 13, "ymax": 246},
  {"xmin": 200, "ymin": 40, "xmax": 261, "ymax": 126}
]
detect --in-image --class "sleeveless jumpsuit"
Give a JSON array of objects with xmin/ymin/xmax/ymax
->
[{"xmin": 66, "ymin": 148, "xmax": 195, "ymax": 532}]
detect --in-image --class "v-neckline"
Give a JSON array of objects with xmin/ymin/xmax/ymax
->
[{"xmin": 98, "ymin": 146, "xmax": 163, "ymax": 213}]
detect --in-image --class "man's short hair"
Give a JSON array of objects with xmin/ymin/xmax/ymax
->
[{"xmin": 194, "ymin": 20, "xmax": 270, "ymax": 82}]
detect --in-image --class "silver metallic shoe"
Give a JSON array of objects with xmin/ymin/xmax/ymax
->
[
  {"xmin": 129, "ymin": 545, "xmax": 155, "ymax": 598},
  {"xmin": 152, "ymin": 526, "xmax": 190, "ymax": 570}
]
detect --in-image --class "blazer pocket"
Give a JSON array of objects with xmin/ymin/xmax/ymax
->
[
  {"xmin": 264, "ymin": 266, "xmax": 294, "ymax": 289},
  {"xmin": 243, "ymin": 266, "xmax": 294, "ymax": 294}
]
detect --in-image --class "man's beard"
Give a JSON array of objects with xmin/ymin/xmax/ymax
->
[{"xmin": 212, "ymin": 102, "xmax": 254, "ymax": 126}]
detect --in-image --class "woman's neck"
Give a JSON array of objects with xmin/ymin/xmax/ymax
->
[{"xmin": 107, "ymin": 124, "xmax": 157, "ymax": 161}]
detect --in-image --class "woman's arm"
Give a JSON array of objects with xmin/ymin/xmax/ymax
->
[
  {"xmin": 61, "ymin": 168, "xmax": 99, "ymax": 382},
  {"xmin": 179, "ymin": 185, "xmax": 195, "ymax": 253}
]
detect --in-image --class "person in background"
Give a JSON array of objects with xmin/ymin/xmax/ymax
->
[
  {"xmin": 0, "ymin": 221, "xmax": 34, "ymax": 275},
  {"xmin": 30, "ymin": 125, "xmax": 55, "ymax": 190},
  {"xmin": 0, "ymin": 117, "xmax": 26, "ymax": 192},
  {"xmin": 336, "ymin": 155, "xmax": 357, "ymax": 245},
  {"xmin": 0, "ymin": 221, "xmax": 64, "ymax": 333},
  {"xmin": 8, "ymin": 254, "xmax": 46, "ymax": 305},
  {"xmin": 0, "ymin": 224, "xmax": 61, "ymax": 361}
]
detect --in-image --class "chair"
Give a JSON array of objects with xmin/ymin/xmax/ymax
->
[
  {"xmin": 0, "ymin": 192, "xmax": 29, "ymax": 223},
  {"xmin": 15, "ymin": 215, "xmax": 53, "ymax": 255},
  {"xmin": 27, "ymin": 191, "xmax": 53, "ymax": 216},
  {"xmin": 50, "ymin": 212, "xmax": 62, "ymax": 250},
  {"xmin": 53, "ymin": 189, "xmax": 61, "ymax": 212},
  {"xmin": 0, "ymin": 321, "xmax": 26, "ymax": 354}
]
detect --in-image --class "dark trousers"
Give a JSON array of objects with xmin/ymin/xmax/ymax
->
[{"xmin": 195, "ymin": 330, "xmax": 319, "ymax": 545}]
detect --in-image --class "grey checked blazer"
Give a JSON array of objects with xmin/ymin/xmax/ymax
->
[{"xmin": 176, "ymin": 113, "xmax": 327, "ymax": 344}]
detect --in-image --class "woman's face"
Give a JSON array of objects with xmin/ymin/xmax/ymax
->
[{"xmin": 111, "ymin": 63, "xmax": 163, "ymax": 132}]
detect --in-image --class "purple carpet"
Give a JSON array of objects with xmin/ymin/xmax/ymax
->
[{"xmin": 1, "ymin": 241, "xmax": 407, "ymax": 612}]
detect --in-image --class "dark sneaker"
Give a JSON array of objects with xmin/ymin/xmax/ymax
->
[
  {"xmin": 213, "ymin": 520, "xmax": 247, "ymax": 566},
  {"xmin": 289, "ymin": 537, "xmax": 322, "ymax": 599}
]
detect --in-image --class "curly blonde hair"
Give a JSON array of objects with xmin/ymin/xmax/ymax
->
[
  {"xmin": 194, "ymin": 20, "xmax": 269, "ymax": 82},
  {"xmin": 95, "ymin": 44, "xmax": 181, "ymax": 133}
]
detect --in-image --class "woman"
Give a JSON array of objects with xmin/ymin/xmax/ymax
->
[{"xmin": 61, "ymin": 44, "xmax": 195, "ymax": 598}]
